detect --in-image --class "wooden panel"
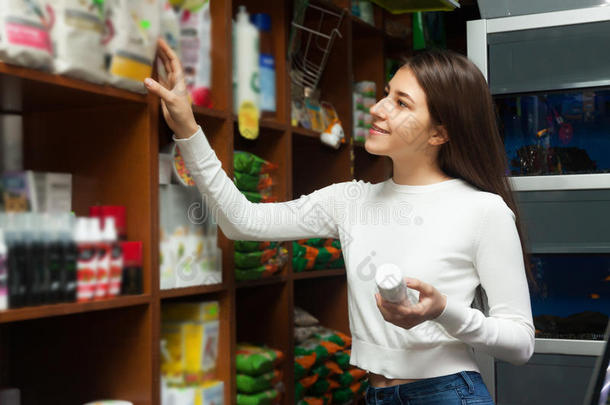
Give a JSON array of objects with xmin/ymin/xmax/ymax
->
[
  {"xmin": 0, "ymin": 62, "xmax": 145, "ymax": 113},
  {"xmin": 0, "ymin": 295, "xmax": 151, "ymax": 324},
  {"xmin": 210, "ymin": 0, "xmax": 233, "ymax": 111},
  {"xmin": 294, "ymin": 276, "xmax": 349, "ymax": 335},
  {"xmin": 4, "ymin": 304, "xmax": 152, "ymax": 405}
]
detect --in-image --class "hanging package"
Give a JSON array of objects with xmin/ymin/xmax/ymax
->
[
  {"xmin": 47, "ymin": 0, "xmax": 107, "ymax": 83},
  {"xmin": 0, "ymin": 0, "xmax": 54, "ymax": 69},
  {"xmin": 105, "ymin": 0, "xmax": 161, "ymax": 93}
]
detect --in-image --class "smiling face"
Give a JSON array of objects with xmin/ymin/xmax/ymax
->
[{"xmin": 365, "ymin": 67, "xmax": 448, "ymax": 161}]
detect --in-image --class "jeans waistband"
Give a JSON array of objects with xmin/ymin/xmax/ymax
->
[{"xmin": 368, "ymin": 370, "xmax": 479, "ymax": 399}]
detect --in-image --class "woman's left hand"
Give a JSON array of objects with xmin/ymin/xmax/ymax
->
[{"xmin": 375, "ymin": 277, "xmax": 448, "ymax": 330}]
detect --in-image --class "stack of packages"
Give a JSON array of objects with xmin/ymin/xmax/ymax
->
[
  {"xmin": 233, "ymin": 151, "xmax": 289, "ymax": 281},
  {"xmin": 352, "ymin": 81, "xmax": 377, "ymax": 144},
  {"xmin": 236, "ymin": 343, "xmax": 285, "ymax": 405},
  {"xmin": 292, "ymin": 238, "xmax": 344, "ymax": 273},
  {"xmin": 294, "ymin": 308, "xmax": 369, "ymax": 405},
  {"xmin": 0, "ymin": 0, "xmax": 213, "ymax": 100},
  {"xmin": 160, "ymin": 301, "xmax": 224, "ymax": 405}
]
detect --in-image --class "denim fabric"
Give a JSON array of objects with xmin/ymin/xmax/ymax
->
[{"xmin": 365, "ymin": 371, "xmax": 495, "ymax": 405}]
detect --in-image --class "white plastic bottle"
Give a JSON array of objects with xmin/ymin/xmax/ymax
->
[
  {"xmin": 89, "ymin": 217, "xmax": 108, "ymax": 300},
  {"xmin": 233, "ymin": 5, "xmax": 260, "ymax": 139},
  {"xmin": 375, "ymin": 263, "xmax": 407, "ymax": 304},
  {"xmin": 74, "ymin": 218, "xmax": 95, "ymax": 302},
  {"xmin": 104, "ymin": 217, "xmax": 123, "ymax": 297}
]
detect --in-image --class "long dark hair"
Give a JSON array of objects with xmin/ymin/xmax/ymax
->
[{"xmin": 401, "ymin": 49, "xmax": 536, "ymax": 288}]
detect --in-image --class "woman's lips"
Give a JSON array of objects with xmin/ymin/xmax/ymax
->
[{"xmin": 369, "ymin": 124, "xmax": 390, "ymax": 136}]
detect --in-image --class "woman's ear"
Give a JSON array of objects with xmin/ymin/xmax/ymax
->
[{"xmin": 429, "ymin": 125, "xmax": 449, "ymax": 146}]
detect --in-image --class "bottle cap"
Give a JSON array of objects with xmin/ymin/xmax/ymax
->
[
  {"xmin": 251, "ymin": 13, "xmax": 271, "ymax": 32},
  {"xmin": 121, "ymin": 241, "xmax": 142, "ymax": 266},
  {"xmin": 102, "ymin": 217, "xmax": 118, "ymax": 242},
  {"xmin": 88, "ymin": 217, "xmax": 102, "ymax": 243},
  {"xmin": 73, "ymin": 217, "xmax": 89, "ymax": 242},
  {"xmin": 100, "ymin": 206, "xmax": 126, "ymax": 238},
  {"xmin": 237, "ymin": 5, "xmax": 249, "ymax": 23}
]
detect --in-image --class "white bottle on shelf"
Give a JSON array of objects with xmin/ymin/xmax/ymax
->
[{"xmin": 233, "ymin": 5, "xmax": 260, "ymax": 139}]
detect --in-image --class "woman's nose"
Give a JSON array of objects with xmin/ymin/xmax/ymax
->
[{"xmin": 370, "ymin": 98, "xmax": 390, "ymax": 120}]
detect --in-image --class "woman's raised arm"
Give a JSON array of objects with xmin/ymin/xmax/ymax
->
[{"xmin": 145, "ymin": 39, "xmax": 343, "ymax": 241}]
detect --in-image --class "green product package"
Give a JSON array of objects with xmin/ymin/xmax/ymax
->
[
  {"xmin": 235, "ymin": 240, "xmax": 278, "ymax": 253},
  {"xmin": 235, "ymin": 248, "xmax": 277, "ymax": 268},
  {"xmin": 295, "ymin": 338, "xmax": 342, "ymax": 366},
  {"xmin": 234, "ymin": 151, "xmax": 278, "ymax": 176},
  {"xmin": 334, "ymin": 351, "xmax": 351, "ymax": 370},
  {"xmin": 234, "ymin": 171, "xmax": 273, "ymax": 192},
  {"xmin": 236, "ymin": 369, "xmax": 281, "ymax": 394},
  {"xmin": 236, "ymin": 388, "xmax": 279, "ymax": 405},
  {"xmin": 236, "ymin": 344, "xmax": 284, "ymax": 376}
]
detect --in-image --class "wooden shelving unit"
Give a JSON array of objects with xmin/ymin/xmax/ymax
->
[{"xmin": 0, "ymin": 0, "xmax": 412, "ymax": 404}]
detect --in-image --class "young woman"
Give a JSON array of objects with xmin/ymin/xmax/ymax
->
[{"xmin": 145, "ymin": 39, "xmax": 535, "ymax": 405}]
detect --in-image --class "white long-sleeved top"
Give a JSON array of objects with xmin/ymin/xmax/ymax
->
[{"xmin": 174, "ymin": 126, "xmax": 535, "ymax": 379}]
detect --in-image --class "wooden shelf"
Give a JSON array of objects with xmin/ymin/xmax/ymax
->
[
  {"xmin": 0, "ymin": 61, "xmax": 146, "ymax": 112},
  {"xmin": 0, "ymin": 295, "xmax": 151, "ymax": 324},
  {"xmin": 160, "ymin": 284, "xmax": 227, "ymax": 299},
  {"xmin": 293, "ymin": 268, "xmax": 346, "ymax": 280},
  {"xmin": 351, "ymin": 15, "xmax": 384, "ymax": 37},
  {"xmin": 292, "ymin": 125, "xmax": 322, "ymax": 139},
  {"xmin": 193, "ymin": 106, "xmax": 231, "ymax": 121},
  {"xmin": 235, "ymin": 274, "xmax": 288, "ymax": 289},
  {"xmin": 232, "ymin": 114, "xmax": 288, "ymax": 132}
]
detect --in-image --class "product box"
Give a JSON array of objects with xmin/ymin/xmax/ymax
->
[
  {"xmin": 162, "ymin": 301, "xmax": 220, "ymax": 323},
  {"xmin": 2, "ymin": 171, "xmax": 71, "ymax": 213}
]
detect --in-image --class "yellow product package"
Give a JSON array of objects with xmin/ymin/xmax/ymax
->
[
  {"xmin": 105, "ymin": 0, "xmax": 161, "ymax": 93},
  {"xmin": 195, "ymin": 380, "xmax": 224, "ymax": 405},
  {"xmin": 183, "ymin": 320, "xmax": 220, "ymax": 381},
  {"xmin": 160, "ymin": 323, "xmax": 184, "ymax": 378},
  {"xmin": 162, "ymin": 301, "xmax": 220, "ymax": 323}
]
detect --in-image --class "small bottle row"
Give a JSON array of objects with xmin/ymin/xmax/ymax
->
[{"xmin": 0, "ymin": 209, "xmax": 142, "ymax": 311}]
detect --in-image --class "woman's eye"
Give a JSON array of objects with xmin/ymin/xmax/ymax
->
[{"xmin": 398, "ymin": 99, "xmax": 408, "ymax": 108}]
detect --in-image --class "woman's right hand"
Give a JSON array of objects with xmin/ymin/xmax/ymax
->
[{"xmin": 144, "ymin": 38, "xmax": 199, "ymax": 139}]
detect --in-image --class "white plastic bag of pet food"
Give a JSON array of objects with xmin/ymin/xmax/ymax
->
[
  {"xmin": 0, "ymin": 0, "xmax": 54, "ymax": 70},
  {"xmin": 46, "ymin": 0, "xmax": 107, "ymax": 84},
  {"xmin": 105, "ymin": 0, "xmax": 162, "ymax": 93},
  {"xmin": 179, "ymin": 0, "xmax": 212, "ymax": 107}
]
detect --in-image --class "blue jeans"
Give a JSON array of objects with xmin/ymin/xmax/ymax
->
[{"xmin": 365, "ymin": 371, "xmax": 495, "ymax": 405}]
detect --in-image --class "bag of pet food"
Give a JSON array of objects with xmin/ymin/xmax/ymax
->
[
  {"xmin": 294, "ymin": 307, "xmax": 319, "ymax": 327},
  {"xmin": 179, "ymin": 0, "xmax": 212, "ymax": 107},
  {"xmin": 47, "ymin": 0, "xmax": 107, "ymax": 83},
  {"xmin": 295, "ymin": 374, "xmax": 319, "ymax": 401},
  {"xmin": 234, "ymin": 151, "xmax": 279, "ymax": 176},
  {"xmin": 0, "ymin": 0, "xmax": 53, "ymax": 69},
  {"xmin": 234, "ymin": 171, "xmax": 275, "ymax": 192},
  {"xmin": 294, "ymin": 325, "xmax": 326, "ymax": 344},
  {"xmin": 335, "ymin": 368, "xmax": 367, "ymax": 387},
  {"xmin": 105, "ymin": 0, "xmax": 161, "ymax": 93},
  {"xmin": 331, "ymin": 380, "xmax": 368, "ymax": 404},
  {"xmin": 235, "ymin": 240, "xmax": 278, "ymax": 253},
  {"xmin": 234, "ymin": 263, "xmax": 279, "ymax": 281},
  {"xmin": 334, "ymin": 350, "xmax": 351, "ymax": 370},
  {"xmin": 311, "ymin": 360, "xmax": 343, "ymax": 379},
  {"xmin": 297, "ymin": 397, "xmax": 330, "ymax": 405},
  {"xmin": 236, "ymin": 344, "xmax": 284, "ymax": 376},
  {"xmin": 235, "ymin": 247, "xmax": 288, "ymax": 281},
  {"xmin": 308, "ymin": 378, "xmax": 340, "ymax": 396},
  {"xmin": 295, "ymin": 338, "xmax": 342, "ymax": 365},
  {"xmin": 235, "ymin": 248, "xmax": 278, "ymax": 268},
  {"xmin": 294, "ymin": 351, "xmax": 317, "ymax": 380},
  {"xmin": 313, "ymin": 329, "xmax": 351, "ymax": 349},
  {"xmin": 236, "ymin": 369, "xmax": 282, "ymax": 394},
  {"xmin": 237, "ymin": 388, "xmax": 279, "ymax": 405},
  {"xmin": 242, "ymin": 190, "xmax": 278, "ymax": 203}
]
